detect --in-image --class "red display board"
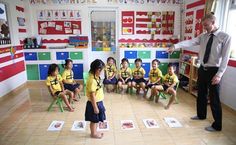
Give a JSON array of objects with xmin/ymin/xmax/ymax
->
[
  {"xmin": 195, "ymin": 9, "xmax": 204, "ymax": 37},
  {"xmin": 38, "ymin": 20, "xmax": 81, "ymax": 35},
  {"xmin": 162, "ymin": 11, "xmax": 175, "ymax": 35},
  {"xmin": 136, "ymin": 11, "xmax": 162, "ymax": 35},
  {"xmin": 122, "ymin": 11, "xmax": 134, "ymax": 35}
]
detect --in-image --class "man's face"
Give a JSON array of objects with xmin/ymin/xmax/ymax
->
[{"xmin": 202, "ymin": 19, "xmax": 214, "ymax": 32}]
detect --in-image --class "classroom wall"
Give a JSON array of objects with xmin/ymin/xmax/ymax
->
[
  {"xmin": 0, "ymin": 0, "xmax": 29, "ymax": 97},
  {"xmin": 27, "ymin": 1, "xmax": 182, "ymax": 72},
  {"xmin": 220, "ymin": 67, "xmax": 236, "ymax": 110}
]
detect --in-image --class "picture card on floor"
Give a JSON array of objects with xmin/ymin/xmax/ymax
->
[
  {"xmin": 97, "ymin": 120, "xmax": 109, "ymax": 131},
  {"xmin": 71, "ymin": 121, "xmax": 86, "ymax": 131},
  {"xmin": 47, "ymin": 120, "xmax": 64, "ymax": 131},
  {"xmin": 143, "ymin": 119, "xmax": 160, "ymax": 128},
  {"xmin": 121, "ymin": 120, "xmax": 135, "ymax": 130},
  {"xmin": 164, "ymin": 117, "xmax": 182, "ymax": 128}
]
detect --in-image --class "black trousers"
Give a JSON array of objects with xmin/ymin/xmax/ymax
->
[{"xmin": 197, "ymin": 66, "xmax": 222, "ymax": 131}]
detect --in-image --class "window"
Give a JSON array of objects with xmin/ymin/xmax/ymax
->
[
  {"xmin": 0, "ymin": 3, "xmax": 11, "ymax": 45},
  {"xmin": 91, "ymin": 11, "xmax": 116, "ymax": 51},
  {"xmin": 226, "ymin": 0, "xmax": 236, "ymax": 58}
]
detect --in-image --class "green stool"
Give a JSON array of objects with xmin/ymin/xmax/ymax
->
[
  {"xmin": 83, "ymin": 72, "xmax": 89, "ymax": 96},
  {"xmin": 158, "ymin": 82, "xmax": 179, "ymax": 103},
  {"xmin": 47, "ymin": 97, "xmax": 64, "ymax": 112}
]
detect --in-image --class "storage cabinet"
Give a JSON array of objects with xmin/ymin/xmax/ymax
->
[
  {"xmin": 70, "ymin": 52, "xmax": 83, "ymax": 60},
  {"xmin": 56, "ymin": 52, "xmax": 69, "ymax": 60},
  {"xmin": 26, "ymin": 64, "xmax": 39, "ymax": 80},
  {"xmin": 25, "ymin": 52, "xmax": 37, "ymax": 60},
  {"xmin": 38, "ymin": 52, "xmax": 51, "ymax": 60},
  {"xmin": 39, "ymin": 64, "xmax": 50, "ymax": 80},
  {"xmin": 138, "ymin": 51, "xmax": 151, "ymax": 59}
]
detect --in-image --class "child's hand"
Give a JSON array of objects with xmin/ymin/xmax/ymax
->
[
  {"xmin": 94, "ymin": 107, "xmax": 99, "ymax": 114},
  {"xmin": 164, "ymin": 82, "xmax": 170, "ymax": 87},
  {"xmin": 167, "ymin": 46, "xmax": 175, "ymax": 54},
  {"xmin": 166, "ymin": 87, "xmax": 171, "ymax": 93},
  {"xmin": 53, "ymin": 95, "xmax": 57, "ymax": 99}
]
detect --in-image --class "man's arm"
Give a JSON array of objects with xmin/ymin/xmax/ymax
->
[
  {"xmin": 167, "ymin": 36, "xmax": 201, "ymax": 53},
  {"xmin": 216, "ymin": 36, "xmax": 232, "ymax": 78},
  {"xmin": 174, "ymin": 36, "xmax": 201, "ymax": 50}
]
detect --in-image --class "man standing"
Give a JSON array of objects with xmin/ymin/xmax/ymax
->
[{"xmin": 167, "ymin": 13, "xmax": 231, "ymax": 132}]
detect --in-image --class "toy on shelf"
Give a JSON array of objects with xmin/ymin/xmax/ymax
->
[
  {"xmin": 68, "ymin": 36, "xmax": 88, "ymax": 48},
  {"xmin": 24, "ymin": 37, "xmax": 42, "ymax": 49}
]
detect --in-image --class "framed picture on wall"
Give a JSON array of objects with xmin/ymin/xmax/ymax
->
[
  {"xmin": 60, "ymin": 10, "xmax": 68, "ymax": 19},
  {"xmin": 37, "ymin": 10, "xmax": 45, "ymax": 20},
  {"xmin": 74, "ymin": 10, "xmax": 81, "ymax": 20},
  {"xmin": 68, "ymin": 10, "xmax": 75, "ymax": 20},
  {"xmin": 17, "ymin": 17, "xmax": 25, "ymax": 26},
  {"xmin": 0, "ymin": 3, "xmax": 11, "ymax": 45},
  {"xmin": 46, "ymin": 10, "xmax": 53, "ymax": 21},
  {"xmin": 53, "ymin": 10, "xmax": 60, "ymax": 20}
]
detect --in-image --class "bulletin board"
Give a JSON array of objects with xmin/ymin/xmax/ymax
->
[
  {"xmin": 121, "ymin": 10, "xmax": 175, "ymax": 36},
  {"xmin": 122, "ymin": 11, "xmax": 135, "ymax": 35},
  {"xmin": 161, "ymin": 11, "xmax": 175, "ymax": 35},
  {"xmin": 38, "ymin": 21, "xmax": 81, "ymax": 35},
  {"xmin": 184, "ymin": 11, "xmax": 194, "ymax": 40},
  {"xmin": 136, "ymin": 11, "xmax": 162, "ymax": 35},
  {"xmin": 37, "ymin": 9, "xmax": 82, "ymax": 35},
  {"xmin": 195, "ymin": 9, "xmax": 204, "ymax": 37}
]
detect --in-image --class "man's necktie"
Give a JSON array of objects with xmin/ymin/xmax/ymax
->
[{"xmin": 203, "ymin": 34, "xmax": 214, "ymax": 64}]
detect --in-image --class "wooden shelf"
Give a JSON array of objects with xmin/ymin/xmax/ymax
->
[
  {"xmin": 193, "ymin": 64, "xmax": 200, "ymax": 68},
  {"xmin": 180, "ymin": 72, "xmax": 190, "ymax": 78},
  {"xmin": 191, "ymin": 91, "xmax": 198, "ymax": 97},
  {"xmin": 180, "ymin": 60, "xmax": 191, "ymax": 65},
  {"xmin": 192, "ymin": 78, "xmax": 198, "ymax": 82},
  {"xmin": 182, "ymin": 86, "xmax": 189, "ymax": 91},
  {"xmin": 179, "ymin": 51, "xmax": 199, "ymax": 97}
]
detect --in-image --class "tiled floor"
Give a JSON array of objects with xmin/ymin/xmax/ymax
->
[{"xmin": 0, "ymin": 82, "xmax": 235, "ymax": 145}]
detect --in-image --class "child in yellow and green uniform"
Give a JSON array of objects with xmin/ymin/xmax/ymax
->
[
  {"xmin": 131, "ymin": 58, "xmax": 146, "ymax": 96},
  {"xmin": 103, "ymin": 57, "xmax": 117, "ymax": 92},
  {"xmin": 46, "ymin": 63, "xmax": 74, "ymax": 112},
  {"xmin": 117, "ymin": 58, "xmax": 132, "ymax": 93},
  {"xmin": 62, "ymin": 59, "xmax": 82, "ymax": 101},
  {"xmin": 85, "ymin": 59, "xmax": 106, "ymax": 139},
  {"xmin": 146, "ymin": 59, "xmax": 162, "ymax": 101},
  {"xmin": 155, "ymin": 63, "xmax": 179, "ymax": 109}
]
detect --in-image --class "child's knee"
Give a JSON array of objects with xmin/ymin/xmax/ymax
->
[
  {"xmin": 75, "ymin": 88, "xmax": 80, "ymax": 93},
  {"xmin": 127, "ymin": 82, "xmax": 131, "ymax": 86},
  {"xmin": 140, "ymin": 82, "xmax": 144, "ymax": 87},
  {"xmin": 68, "ymin": 91, "xmax": 74, "ymax": 96},
  {"xmin": 79, "ymin": 85, "xmax": 83, "ymax": 90},
  {"xmin": 169, "ymin": 89, "xmax": 176, "ymax": 95},
  {"xmin": 132, "ymin": 82, "xmax": 136, "ymax": 86},
  {"xmin": 59, "ymin": 93, "xmax": 66, "ymax": 98}
]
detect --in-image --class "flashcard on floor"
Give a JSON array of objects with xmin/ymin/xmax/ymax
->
[
  {"xmin": 143, "ymin": 119, "xmax": 160, "ymax": 128},
  {"xmin": 164, "ymin": 117, "xmax": 182, "ymax": 128},
  {"xmin": 121, "ymin": 120, "xmax": 135, "ymax": 130},
  {"xmin": 71, "ymin": 121, "xmax": 86, "ymax": 131},
  {"xmin": 97, "ymin": 120, "xmax": 109, "ymax": 131},
  {"xmin": 47, "ymin": 120, "xmax": 64, "ymax": 131}
]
